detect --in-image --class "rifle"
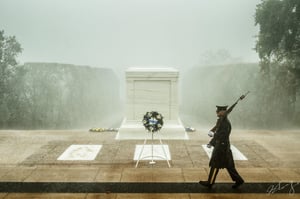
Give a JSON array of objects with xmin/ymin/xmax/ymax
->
[
  {"xmin": 227, "ymin": 91, "xmax": 250, "ymax": 114},
  {"xmin": 237, "ymin": 91, "xmax": 250, "ymax": 102},
  {"xmin": 210, "ymin": 91, "xmax": 250, "ymax": 133}
]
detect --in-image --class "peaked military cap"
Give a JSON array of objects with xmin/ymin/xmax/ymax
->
[{"xmin": 216, "ymin": 105, "xmax": 228, "ymax": 112}]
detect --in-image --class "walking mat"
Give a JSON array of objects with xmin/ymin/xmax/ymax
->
[{"xmin": 0, "ymin": 182, "xmax": 299, "ymax": 194}]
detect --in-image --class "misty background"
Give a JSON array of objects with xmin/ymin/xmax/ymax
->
[
  {"xmin": 1, "ymin": 0, "xmax": 299, "ymax": 130},
  {"xmin": 0, "ymin": 0, "xmax": 259, "ymax": 68}
]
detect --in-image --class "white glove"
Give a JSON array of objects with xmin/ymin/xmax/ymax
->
[{"xmin": 208, "ymin": 131, "xmax": 214, "ymax": 137}]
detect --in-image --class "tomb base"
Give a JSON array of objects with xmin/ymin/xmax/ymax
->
[{"xmin": 116, "ymin": 118, "xmax": 189, "ymax": 140}]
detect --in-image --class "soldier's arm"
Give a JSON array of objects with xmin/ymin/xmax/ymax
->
[
  {"xmin": 209, "ymin": 136, "xmax": 216, "ymax": 147},
  {"xmin": 212, "ymin": 118, "xmax": 223, "ymax": 133},
  {"xmin": 210, "ymin": 125, "xmax": 217, "ymax": 132}
]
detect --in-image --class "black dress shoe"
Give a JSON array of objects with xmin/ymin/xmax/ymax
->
[
  {"xmin": 199, "ymin": 181, "xmax": 213, "ymax": 188},
  {"xmin": 232, "ymin": 180, "xmax": 244, "ymax": 188}
]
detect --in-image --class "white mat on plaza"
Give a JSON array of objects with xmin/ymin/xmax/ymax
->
[
  {"xmin": 134, "ymin": 145, "xmax": 171, "ymax": 160},
  {"xmin": 57, "ymin": 145, "xmax": 102, "ymax": 160},
  {"xmin": 202, "ymin": 144, "xmax": 248, "ymax": 160}
]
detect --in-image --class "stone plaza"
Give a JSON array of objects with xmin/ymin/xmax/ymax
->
[{"xmin": 0, "ymin": 128, "xmax": 299, "ymax": 198}]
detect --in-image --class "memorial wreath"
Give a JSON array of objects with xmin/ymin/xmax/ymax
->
[{"xmin": 142, "ymin": 111, "xmax": 164, "ymax": 132}]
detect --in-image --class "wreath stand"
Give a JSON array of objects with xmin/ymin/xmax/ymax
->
[{"xmin": 135, "ymin": 129, "xmax": 171, "ymax": 168}]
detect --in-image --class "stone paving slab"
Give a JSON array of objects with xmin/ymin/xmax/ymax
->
[
  {"xmin": 0, "ymin": 129, "xmax": 299, "ymax": 197},
  {"xmin": 18, "ymin": 139, "xmax": 285, "ymax": 168}
]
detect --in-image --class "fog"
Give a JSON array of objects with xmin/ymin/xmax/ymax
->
[
  {"xmin": 0, "ymin": 0, "xmax": 260, "ymax": 69},
  {"xmin": 2, "ymin": 0, "xmax": 298, "ymax": 130}
]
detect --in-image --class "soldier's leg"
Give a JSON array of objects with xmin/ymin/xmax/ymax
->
[
  {"xmin": 199, "ymin": 167, "xmax": 219, "ymax": 188},
  {"xmin": 227, "ymin": 167, "xmax": 243, "ymax": 182},
  {"xmin": 208, "ymin": 167, "xmax": 219, "ymax": 184},
  {"xmin": 226, "ymin": 167, "xmax": 244, "ymax": 188}
]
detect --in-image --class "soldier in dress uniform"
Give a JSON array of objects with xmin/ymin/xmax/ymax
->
[{"xmin": 199, "ymin": 93, "xmax": 249, "ymax": 189}]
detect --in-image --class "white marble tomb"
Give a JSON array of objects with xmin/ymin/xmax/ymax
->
[{"xmin": 117, "ymin": 67, "xmax": 188, "ymax": 140}]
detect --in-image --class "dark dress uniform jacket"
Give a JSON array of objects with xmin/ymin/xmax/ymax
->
[{"xmin": 209, "ymin": 116, "xmax": 235, "ymax": 169}]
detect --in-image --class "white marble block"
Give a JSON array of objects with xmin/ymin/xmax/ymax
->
[
  {"xmin": 134, "ymin": 145, "xmax": 171, "ymax": 160},
  {"xmin": 117, "ymin": 67, "xmax": 188, "ymax": 140},
  {"xmin": 57, "ymin": 145, "xmax": 102, "ymax": 161}
]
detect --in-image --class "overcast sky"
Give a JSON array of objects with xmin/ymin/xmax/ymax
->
[{"xmin": 0, "ymin": 0, "xmax": 261, "ymax": 69}]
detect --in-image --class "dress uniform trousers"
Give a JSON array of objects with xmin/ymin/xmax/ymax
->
[{"xmin": 208, "ymin": 167, "xmax": 244, "ymax": 185}]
